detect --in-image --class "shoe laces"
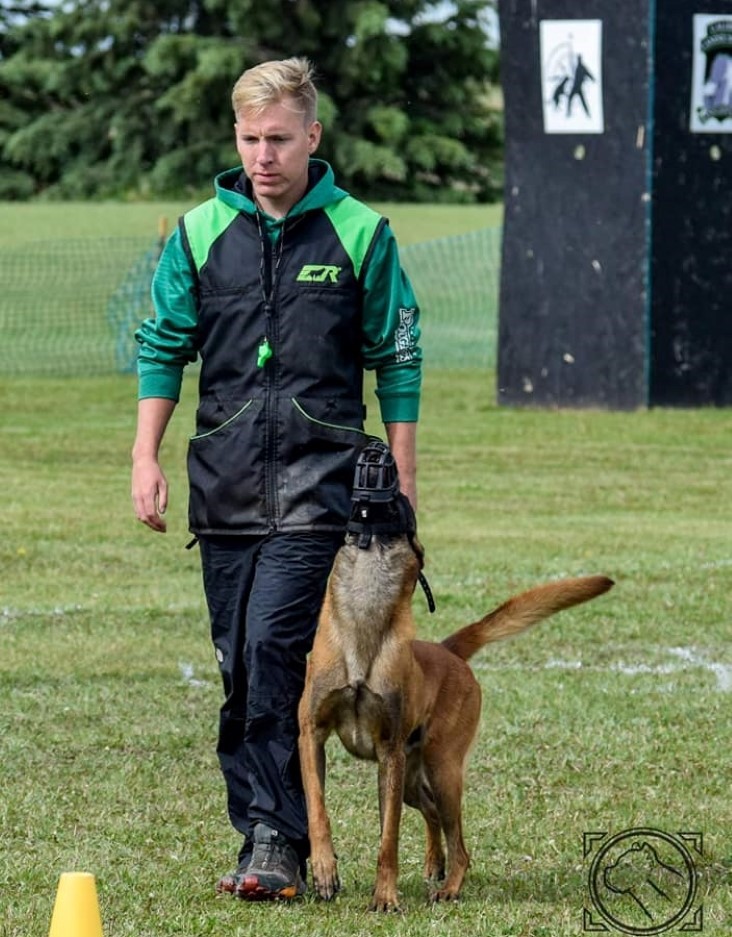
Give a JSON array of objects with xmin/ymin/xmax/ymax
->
[{"xmin": 251, "ymin": 831, "xmax": 289, "ymax": 871}]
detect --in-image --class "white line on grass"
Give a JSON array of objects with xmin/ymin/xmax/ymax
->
[{"xmin": 475, "ymin": 646, "xmax": 732, "ymax": 692}]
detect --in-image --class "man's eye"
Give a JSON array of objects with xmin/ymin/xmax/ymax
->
[{"xmin": 240, "ymin": 136, "xmax": 288, "ymax": 144}]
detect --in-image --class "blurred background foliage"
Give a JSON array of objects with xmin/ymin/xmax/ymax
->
[{"xmin": 0, "ymin": 0, "xmax": 502, "ymax": 202}]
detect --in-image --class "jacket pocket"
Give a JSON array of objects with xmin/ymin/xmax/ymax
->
[
  {"xmin": 190, "ymin": 395, "xmax": 255, "ymax": 440},
  {"xmin": 187, "ymin": 396, "xmax": 268, "ymax": 532},
  {"xmin": 290, "ymin": 396, "xmax": 368, "ymax": 438},
  {"xmin": 278, "ymin": 396, "xmax": 371, "ymax": 527}
]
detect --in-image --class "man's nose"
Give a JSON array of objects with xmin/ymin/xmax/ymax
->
[{"xmin": 256, "ymin": 141, "xmax": 275, "ymax": 164}]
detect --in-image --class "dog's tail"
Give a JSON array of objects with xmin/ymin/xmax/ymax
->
[{"xmin": 441, "ymin": 575, "xmax": 614, "ymax": 662}]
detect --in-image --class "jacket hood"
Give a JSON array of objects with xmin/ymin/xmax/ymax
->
[{"xmin": 213, "ymin": 159, "xmax": 348, "ymax": 219}]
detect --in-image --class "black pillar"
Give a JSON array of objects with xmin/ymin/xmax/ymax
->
[{"xmin": 497, "ymin": 1, "xmax": 732, "ymax": 408}]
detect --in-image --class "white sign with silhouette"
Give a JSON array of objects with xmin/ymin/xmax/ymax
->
[
  {"xmin": 540, "ymin": 19, "xmax": 604, "ymax": 134},
  {"xmin": 690, "ymin": 14, "xmax": 732, "ymax": 133}
]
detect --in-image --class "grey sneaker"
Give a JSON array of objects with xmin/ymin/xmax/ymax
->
[
  {"xmin": 236, "ymin": 824, "xmax": 306, "ymax": 901},
  {"xmin": 215, "ymin": 841, "xmax": 252, "ymax": 894},
  {"xmin": 216, "ymin": 860, "xmax": 248, "ymax": 895}
]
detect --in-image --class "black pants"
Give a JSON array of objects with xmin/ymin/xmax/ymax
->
[{"xmin": 199, "ymin": 532, "xmax": 342, "ymax": 867}]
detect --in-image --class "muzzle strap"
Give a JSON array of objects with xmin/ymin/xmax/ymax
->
[{"xmin": 418, "ymin": 570, "xmax": 436, "ymax": 614}]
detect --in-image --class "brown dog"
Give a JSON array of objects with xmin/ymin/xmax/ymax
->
[{"xmin": 298, "ymin": 517, "xmax": 613, "ymax": 910}]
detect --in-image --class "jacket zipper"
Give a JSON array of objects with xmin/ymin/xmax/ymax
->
[{"xmin": 257, "ymin": 212, "xmax": 285, "ymax": 530}]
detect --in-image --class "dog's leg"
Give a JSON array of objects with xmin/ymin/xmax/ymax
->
[
  {"xmin": 298, "ymin": 710, "xmax": 340, "ymax": 900},
  {"xmin": 404, "ymin": 761, "xmax": 446, "ymax": 882},
  {"xmin": 422, "ymin": 682, "xmax": 481, "ymax": 903},
  {"xmin": 422, "ymin": 812, "xmax": 445, "ymax": 884},
  {"xmin": 424, "ymin": 752, "xmax": 471, "ymax": 902},
  {"xmin": 432, "ymin": 797, "xmax": 470, "ymax": 902},
  {"xmin": 371, "ymin": 743, "xmax": 406, "ymax": 912},
  {"xmin": 419, "ymin": 794, "xmax": 446, "ymax": 884}
]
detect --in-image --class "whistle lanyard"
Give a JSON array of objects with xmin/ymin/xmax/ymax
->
[{"xmin": 255, "ymin": 211, "xmax": 285, "ymax": 368}]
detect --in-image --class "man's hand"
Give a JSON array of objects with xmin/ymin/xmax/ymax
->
[
  {"xmin": 131, "ymin": 397, "xmax": 177, "ymax": 533},
  {"xmin": 132, "ymin": 457, "xmax": 169, "ymax": 533}
]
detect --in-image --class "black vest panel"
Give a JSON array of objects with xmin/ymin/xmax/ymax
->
[{"xmin": 183, "ymin": 209, "xmax": 377, "ymax": 535}]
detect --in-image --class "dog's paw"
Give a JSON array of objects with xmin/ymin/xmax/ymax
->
[
  {"xmin": 429, "ymin": 889, "xmax": 460, "ymax": 903},
  {"xmin": 369, "ymin": 888, "xmax": 402, "ymax": 913},
  {"xmin": 369, "ymin": 899, "xmax": 402, "ymax": 913},
  {"xmin": 429, "ymin": 885, "xmax": 461, "ymax": 903},
  {"xmin": 311, "ymin": 857, "xmax": 341, "ymax": 901}
]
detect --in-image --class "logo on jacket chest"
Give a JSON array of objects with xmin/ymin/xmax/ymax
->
[{"xmin": 296, "ymin": 264, "xmax": 343, "ymax": 284}]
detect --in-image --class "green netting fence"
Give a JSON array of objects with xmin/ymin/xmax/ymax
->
[
  {"xmin": 0, "ymin": 226, "xmax": 501, "ymax": 377},
  {"xmin": 401, "ymin": 226, "xmax": 501, "ymax": 369}
]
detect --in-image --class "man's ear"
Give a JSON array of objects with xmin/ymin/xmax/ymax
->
[{"xmin": 308, "ymin": 121, "xmax": 322, "ymax": 153}]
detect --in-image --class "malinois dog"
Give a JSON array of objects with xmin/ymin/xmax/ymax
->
[{"xmin": 298, "ymin": 441, "xmax": 613, "ymax": 911}]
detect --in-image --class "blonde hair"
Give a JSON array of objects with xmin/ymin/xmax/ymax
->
[{"xmin": 232, "ymin": 57, "xmax": 318, "ymax": 123}]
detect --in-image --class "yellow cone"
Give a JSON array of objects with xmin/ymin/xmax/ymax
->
[{"xmin": 49, "ymin": 872, "xmax": 103, "ymax": 937}]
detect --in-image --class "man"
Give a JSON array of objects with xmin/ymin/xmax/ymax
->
[{"xmin": 131, "ymin": 57, "xmax": 421, "ymax": 901}]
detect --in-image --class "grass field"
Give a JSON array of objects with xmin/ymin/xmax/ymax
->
[
  {"xmin": 1, "ymin": 365, "xmax": 731, "ymax": 936},
  {"xmin": 0, "ymin": 200, "xmax": 503, "ymax": 247}
]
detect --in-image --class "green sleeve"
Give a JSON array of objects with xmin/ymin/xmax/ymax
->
[
  {"xmin": 135, "ymin": 226, "xmax": 199, "ymax": 401},
  {"xmin": 361, "ymin": 225, "xmax": 422, "ymax": 423}
]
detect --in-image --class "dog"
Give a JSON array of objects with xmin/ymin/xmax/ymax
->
[{"xmin": 298, "ymin": 441, "xmax": 613, "ymax": 911}]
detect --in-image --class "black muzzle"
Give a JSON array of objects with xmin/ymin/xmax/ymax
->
[
  {"xmin": 347, "ymin": 440, "xmax": 416, "ymax": 547},
  {"xmin": 346, "ymin": 439, "xmax": 435, "ymax": 612}
]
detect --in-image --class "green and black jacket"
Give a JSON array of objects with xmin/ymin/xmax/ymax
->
[{"xmin": 135, "ymin": 160, "xmax": 422, "ymax": 535}]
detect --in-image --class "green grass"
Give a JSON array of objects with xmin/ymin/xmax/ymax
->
[
  {"xmin": 0, "ymin": 201, "xmax": 502, "ymax": 248},
  {"xmin": 1, "ymin": 370, "xmax": 730, "ymax": 936}
]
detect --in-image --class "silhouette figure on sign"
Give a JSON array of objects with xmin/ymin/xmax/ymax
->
[
  {"xmin": 551, "ymin": 76, "xmax": 570, "ymax": 109},
  {"xmin": 566, "ymin": 54, "xmax": 595, "ymax": 117}
]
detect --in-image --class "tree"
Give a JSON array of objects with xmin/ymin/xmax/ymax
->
[
  {"xmin": 0, "ymin": 0, "xmax": 502, "ymax": 201},
  {"xmin": 0, "ymin": 0, "xmax": 56, "ymax": 196}
]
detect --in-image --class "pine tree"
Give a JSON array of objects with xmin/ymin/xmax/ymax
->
[{"xmin": 0, "ymin": 0, "xmax": 501, "ymax": 201}]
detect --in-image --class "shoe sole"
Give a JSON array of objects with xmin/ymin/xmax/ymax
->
[
  {"xmin": 215, "ymin": 877, "xmax": 238, "ymax": 895},
  {"xmin": 236, "ymin": 876, "xmax": 305, "ymax": 901}
]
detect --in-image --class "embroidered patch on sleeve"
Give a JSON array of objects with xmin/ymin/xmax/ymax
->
[{"xmin": 394, "ymin": 307, "xmax": 417, "ymax": 362}]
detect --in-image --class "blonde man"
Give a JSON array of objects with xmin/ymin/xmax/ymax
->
[{"xmin": 132, "ymin": 57, "xmax": 421, "ymax": 900}]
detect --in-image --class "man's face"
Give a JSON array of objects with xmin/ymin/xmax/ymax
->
[{"xmin": 235, "ymin": 96, "xmax": 322, "ymax": 217}]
